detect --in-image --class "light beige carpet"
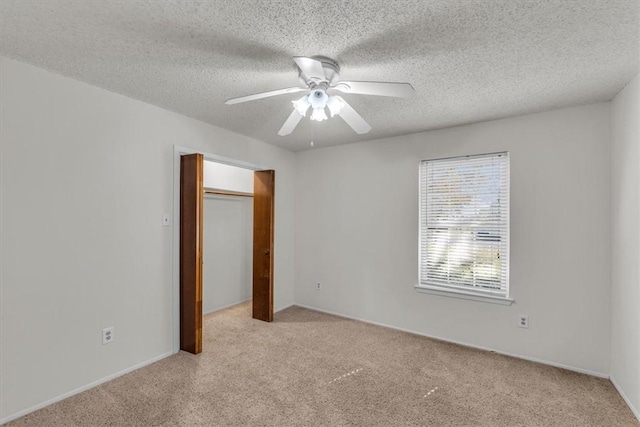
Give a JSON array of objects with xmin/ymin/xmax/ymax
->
[{"xmin": 8, "ymin": 302, "xmax": 638, "ymax": 426}]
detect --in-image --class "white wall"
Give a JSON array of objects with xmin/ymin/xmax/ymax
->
[
  {"xmin": 203, "ymin": 196, "xmax": 253, "ymax": 314},
  {"xmin": 1, "ymin": 52, "xmax": 633, "ymax": 422},
  {"xmin": 295, "ymin": 103, "xmax": 611, "ymax": 375},
  {"xmin": 0, "ymin": 56, "xmax": 295, "ymax": 422},
  {"xmin": 610, "ymin": 72, "xmax": 640, "ymax": 419}
]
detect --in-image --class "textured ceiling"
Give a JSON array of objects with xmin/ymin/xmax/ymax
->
[{"xmin": 1, "ymin": 1, "xmax": 638, "ymax": 151}]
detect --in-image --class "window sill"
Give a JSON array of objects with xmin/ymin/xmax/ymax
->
[{"xmin": 415, "ymin": 285, "xmax": 514, "ymax": 306}]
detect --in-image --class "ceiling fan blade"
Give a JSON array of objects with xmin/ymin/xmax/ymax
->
[
  {"xmin": 293, "ymin": 56, "xmax": 326, "ymax": 81},
  {"xmin": 277, "ymin": 110, "xmax": 304, "ymax": 136},
  {"xmin": 331, "ymin": 81, "xmax": 415, "ymax": 98},
  {"xmin": 225, "ymin": 87, "xmax": 306, "ymax": 105},
  {"xmin": 337, "ymin": 98, "xmax": 372, "ymax": 134}
]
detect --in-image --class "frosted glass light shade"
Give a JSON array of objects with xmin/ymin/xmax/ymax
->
[
  {"xmin": 310, "ymin": 107, "xmax": 328, "ymax": 122},
  {"xmin": 326, "ymin": 96, "xmax": 345, "ymax": 117},
  {"xmin": 308, "ymin": 89, "xmax": 328, "ymax": 109},
  {"xmin": 292, "ymin": 96, "xmax": 311, "ymax": 116}
]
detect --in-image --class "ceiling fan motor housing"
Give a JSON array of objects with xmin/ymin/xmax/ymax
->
[{"xmin": 298, "ymin": 57, "xmax": 340, "ymax": 86}]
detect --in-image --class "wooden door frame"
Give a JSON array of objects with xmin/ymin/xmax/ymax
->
[
  {"xmin": 252, "ymin": 170, "xmax": 275, "ymax": 322},
  {"xmin": 172, "ymin": 146, "xmax": 272, "ymax": 354},
  {"xmin": 180, "ymin": 153, "xmax": 203, "ymax": 353}
]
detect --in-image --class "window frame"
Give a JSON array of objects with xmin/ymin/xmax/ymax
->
[{"xmin": 415, "ymin": 152, "xmax": 513, "ymax": 305}]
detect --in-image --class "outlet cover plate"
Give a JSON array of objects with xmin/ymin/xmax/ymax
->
[
  {"xmin": 102, "ymin": 327, "xmax": 114, "ymax": 344},
  {"xmin": 518, "ymin": 315, "xmax": 529, "ymax": 329}
]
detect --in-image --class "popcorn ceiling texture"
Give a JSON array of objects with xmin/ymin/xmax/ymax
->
[{"xmin": 0, "ymin": 0, "xmax": 638, "ymax": 151}]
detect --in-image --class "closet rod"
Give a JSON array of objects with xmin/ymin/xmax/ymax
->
[{"xmin": 204, "ymin": 188, "xmax": 253, "ymax": 198}]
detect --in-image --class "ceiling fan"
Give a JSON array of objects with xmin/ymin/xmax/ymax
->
[{"xmin": 225, "ymin": 56, "xmax": 415, "ymax": 136}]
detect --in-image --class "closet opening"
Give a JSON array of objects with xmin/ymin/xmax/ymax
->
[{"xmin": 179, "ymin": 153, "xmax": 274, "ymax": 355}]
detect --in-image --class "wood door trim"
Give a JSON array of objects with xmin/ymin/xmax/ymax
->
[
  {"xmin": 180, "ymin": 153, "xmax": 203, "ymax": 354},
  {"xmin": 253, "ymin": 170, "xmax": 275, "ymax": 322}
]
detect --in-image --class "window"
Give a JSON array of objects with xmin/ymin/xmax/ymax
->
[{"xmin": 417, "ymin": 152, "xmax": 511, "ymax": 304}]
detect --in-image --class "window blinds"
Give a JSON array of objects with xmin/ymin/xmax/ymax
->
[{"xmin": 419, "ymin": 152, "xmax": 509, "ymax": 297}]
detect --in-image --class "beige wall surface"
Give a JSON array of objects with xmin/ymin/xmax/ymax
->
[{"xmin": 295, "ymin": 102, "xmax": 612, "ymax": 376}]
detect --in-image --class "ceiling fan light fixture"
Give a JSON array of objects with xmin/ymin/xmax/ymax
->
[
  {"xmin": 292, "ymin": 96, "xmax": 311, "ymax": 116},
  {"xmin": 225, "ymin": 56, "xmax": 415, "ymax": 137},
  {"xmin": 310, "ymin": 107, "xmax": 328, "ymax": 122},
  {"xmin": 308, "ymin": 89, "xmax": 328, "ymax": 109},
  {"xmin": 326, "ymin": 95, "xmax": 345, "ymax": 117}
]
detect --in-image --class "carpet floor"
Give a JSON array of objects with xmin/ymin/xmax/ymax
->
[{"xmin": 8, "ymin": 302, "xmax": 638, "ymax": 426}]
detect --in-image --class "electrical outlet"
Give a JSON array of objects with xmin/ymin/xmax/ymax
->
[
  {"xmin": 518, "ymin": 315, "xmax": 529, "ymax": 329},
  {"xmin": 316, "ymin": 282, "xmax": 321, "ymax": 290},
  {"xmin": 102, "ymin": 327, "xmax": 114, "ymax": 345}
]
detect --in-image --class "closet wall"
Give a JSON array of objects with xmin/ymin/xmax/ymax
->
[
  {"xmin": 202, "ymin": 160, "xmax": 254, "ymax": 314},
  {"xmin": 203, "ymin": 196, "xmax": 253, "ymax": 314}
]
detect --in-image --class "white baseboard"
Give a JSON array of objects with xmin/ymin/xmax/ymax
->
[
  {"xmin": 203, "ymin": 298, "xmax": 252, "ymax": 316},
  {"xmin": 611, "ymin": 375, "xmax": 640, "ymax": 421},
  {"xmin": 4, "ymin": 306, "xmax": 624, "ymax": 424},
  {"xmin": 275, "ymin": 303, "xmax": 295, "ymax": 313},
  {"xmin": 294, "ymin": 304, "xmax": 609, "ymax": 379},
  {"xmin": 203, "ymin": 300, "xmax": 294, "ymax": 317},
  {"xmin": 0, "ymin": 351, "xmax": 174, "ymax": 425}
]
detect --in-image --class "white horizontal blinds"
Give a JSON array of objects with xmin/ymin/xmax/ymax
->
[{"xmin": 420, "ymin": 153, "xmax": 509, "ymax": 296}]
